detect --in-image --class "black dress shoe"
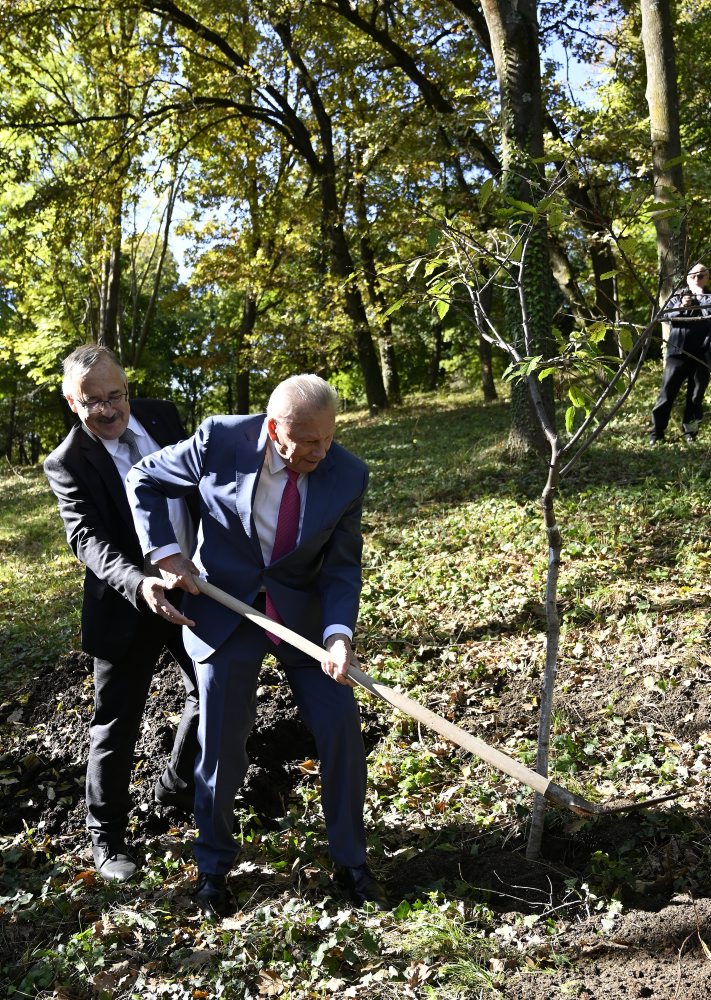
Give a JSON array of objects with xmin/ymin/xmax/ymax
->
[
  {"xmin": 334, "ymin": 863, "xmax": 389, "ymax": 911},
  {"xmin": 92, "ymin": 842, "xmax": 137, "ymax": 882},
  {"xmin": 154, "ymin": 778, "xmax": 195, "ymax": 813},
  {"xmin": 195, "ymin": 872, "xmax": 236, "ymax": 919}
]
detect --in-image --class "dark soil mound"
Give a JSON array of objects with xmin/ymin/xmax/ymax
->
[{"xmin": 0, "ymin": 650, "xmax": 385, "ymax": 843}]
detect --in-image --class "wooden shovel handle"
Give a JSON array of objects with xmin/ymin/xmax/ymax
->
[
  {"xmin": 191, "ymin": 576, "xmax": 682, "ymax": 817},
  {"xmin": 192, "ymin": 576, "xmax": 551, "ymax": 796}
]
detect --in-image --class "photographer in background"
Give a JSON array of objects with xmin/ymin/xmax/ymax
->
[{"xmin": 650, "ymin": 263, "xmax": 711, "ymax": 444}]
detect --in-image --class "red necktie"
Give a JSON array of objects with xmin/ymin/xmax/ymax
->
[{"xmin": 265, "ymin": 468, "xmax": 300, "ymax": 643}]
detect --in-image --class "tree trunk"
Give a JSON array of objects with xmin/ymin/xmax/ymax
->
[
  {"xmin": 236, "ymin": 370, "xmax": 250, "ymax": 414},
  {"xmin": 427, "ymin": 322, "xmax": 444, "ymax": 391},
  {"xmin": 640, "ymin": 0, "xmax": 687, "ymax": 304},
  {"xmin": 100, "ymin": 197, "xmax": 122, "ymax": 352},
  {"xmin": 353, "ymin": 171, "xmax": 402, "ymax": 404},
  {"xmin": 273, "ymin": 20, "xmax": 388, "ymax": 412},
  {"xmin": 234, "ymin": 291, "xmax": 257, "ymax": 414},
  {"xmin": 479, "ymin": 0, "xmax": 554, "ymax": 454},
  {"xmin": 526, "ymin": 439, "xmax": 562, "ymax": 859},
  {"xmin": 131, "ymin": 162, "xmax": 182, "ymax": 367}
]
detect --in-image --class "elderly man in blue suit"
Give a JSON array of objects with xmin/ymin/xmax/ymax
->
[{"xmin": 126, "ymin": 374, "xmax": 387, "ymax": 917}]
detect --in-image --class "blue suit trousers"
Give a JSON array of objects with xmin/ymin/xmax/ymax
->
[{"xmin": 192, "ymin": 615, "xmax": 367, "ymax": 875}]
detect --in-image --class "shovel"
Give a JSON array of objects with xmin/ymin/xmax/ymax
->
[{"xmin": 192, "ymin": 576, "xmax": 682, "ymax": 818}]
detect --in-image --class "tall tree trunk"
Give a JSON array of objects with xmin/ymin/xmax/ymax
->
[
  {"xmin": 479, "ymin": 0, "xmax": 554, "ymax": 454},
  {"xmin": 131, "ymin": 162, "xmax": 182, "ymax": 367},
  {"xmin": 100, "ymin": 196, "xmax": 122, "ymax": 352},
  {"xmin": 273, "ymin": 20, "xmax": 388, "ymax": 412},
  {"xmin": 234, "ymin": 291, "xmax": 257, "ymax": 415},
  {"xmin": 353, "ymin": 170, "xmax": 402, "ymax": 404},
  {"xmin": 640, "ymin": 0, "xmax": 687, "ymax": 304},
  {"xmin": 427, "ymin": 322, "xmax": 444, "ymax": 391},
  {"xmin": 236, "ymin": 371, "xmax": 250, "ymax": 414}
]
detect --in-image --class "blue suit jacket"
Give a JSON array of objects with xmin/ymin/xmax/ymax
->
[{"xmin": 126, "ymin": 414, "xmax": 368, "ymax": 662}]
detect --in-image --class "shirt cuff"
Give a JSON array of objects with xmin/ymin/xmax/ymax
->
[
  {"xmin": 323, "ymin": 624, "xmax": 353, "ymax": 643},
  {"xmin": 147, "ymin": 543, "xmax": 182, "ymax": 565}
]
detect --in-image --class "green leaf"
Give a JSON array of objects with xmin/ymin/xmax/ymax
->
[
  {"xmin": 383, "ymin": 297, "xmax": 406, "ymax": 318},
  {"xmin": 406, "ymin": 258, "xmax": 423, "ymax": 280},
  {"xmin": 435, "ymin": 298, "xmax": 450, "ymax": 320},
  {"xmin": 568, "ymin": 385, "xmax": 586, "ymax": 408},
  {"xmin": 479, "ymin": 177, "xmax": 494, "ymax": 210},
  {"xmin": 619, "ymin": 328, "xmax": 633, "ymax": 353},
  {"xmin": 505, "ymin": 197, "xmax": 538, "ymax": 215},
  {"xmin": 587, "ymin": 321, "xmax": 608, "ymax": 345}
]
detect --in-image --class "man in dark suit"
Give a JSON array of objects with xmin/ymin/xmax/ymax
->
[
  {"xmin": 44, "ymin": 345, "xmax": 200, "ymax": 882},
  {"xmin": 126, "ymin": 374, "xmax": 387, "ymax": 917}
]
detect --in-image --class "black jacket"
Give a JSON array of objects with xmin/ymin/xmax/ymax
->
[
  {"xmin": 44, "ymin": 398, "xmax": 196, "ymax": 659},
  {"xmin": 662, "ymin": 290, "xmax": 711, "ymax": 360}
]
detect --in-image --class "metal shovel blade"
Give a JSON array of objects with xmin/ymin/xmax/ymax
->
[{"xmin": 192, "ymin": 577, "xmax": 682, "ymax": 817}]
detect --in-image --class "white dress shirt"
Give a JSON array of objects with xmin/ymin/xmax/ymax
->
[
  {"xmin": 255, "ymin": 439, "xmax": 352, "ymax": 644},
  {"xmin": 101, "ymin": 414, "xmax": 194, "ymax": 560}
]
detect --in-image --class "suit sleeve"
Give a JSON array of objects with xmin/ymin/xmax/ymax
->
[
  {"xmin": 126, "ymin": 418, "xmax": 210, "ymax": 555},
  {"xmin": 44, "ymin": 451, "xmax": 145, "ymax": 607},
  {"xmin": 317, "ymin": 464, "xmax": 368, "ymax": 635}
]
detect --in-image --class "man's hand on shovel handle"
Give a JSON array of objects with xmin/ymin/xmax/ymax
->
[
  {"xmin": 322, "ymin": 633, "xmax": 359, "ymax": 687},
  {"xmin": 139, "ymin": 553, "xmax": 200, "ymax": 625}
]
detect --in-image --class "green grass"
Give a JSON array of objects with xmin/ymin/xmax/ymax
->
[
  {"xmin": 0, "ymin": 461, "xmax": 82, "ymax": 699},
  {"xmin": 2, "ymin": 369, "xmax": 711, "ymax": 998}
]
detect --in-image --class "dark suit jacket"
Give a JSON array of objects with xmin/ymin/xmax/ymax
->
[
  {"xmin": 663, "ymin": 290, "xmax": 711, "ymax": 359},
  {"xmin": 44, "ymin": 399, "xmax": 193, "ymax": 660},
  {"xmin": 126, "ymin": 414, "xmax": 368, "ymax": 662}
]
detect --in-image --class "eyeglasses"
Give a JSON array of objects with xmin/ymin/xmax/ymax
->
[
  {"xmin": 76, "ymin": 391, "xmax": 129, "ymax": 413},
  {"xmin": 689, "ymin": 271, "xmax": 708, "ymax": 279}
]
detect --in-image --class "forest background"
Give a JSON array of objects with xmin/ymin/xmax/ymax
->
[{"xmin": 2, "ymin": 0, "xmax": 709, "ymax": 457}]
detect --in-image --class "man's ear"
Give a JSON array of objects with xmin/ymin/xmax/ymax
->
[
  {"xmin": 267, "ymin": 417, "xmax": 278, "ymax": 441},
  {"xmin": 65, "ymin": 393, "xmax": 79, "ymax": 415}
]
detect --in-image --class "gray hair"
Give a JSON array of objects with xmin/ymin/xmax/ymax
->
[
  {"xmin": 688, "ymin": 262, "xmax": 709, "ymax": 275},
  {"xmin": 62, "ymin": 345, "xmax": 126, "ymax": 398},
  {"xmin": 267, "ymin": 374, "xmax": 339, "ymax": 423}
]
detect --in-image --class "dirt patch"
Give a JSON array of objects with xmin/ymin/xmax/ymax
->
[
  {"xmin": 0, "ymin": 650, "xmax": 386, "ymax": 843},
  {"xmin": 2, "ymin": 643, "xmax": 710, "ymax": 998},
  {"xmin": 507, "ymin": 896, "xmax": 711, "ymax": 999}
]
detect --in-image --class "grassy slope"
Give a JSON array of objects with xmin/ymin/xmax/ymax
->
[{"xmin": 2, "ymin": 372, "xmax": 710, "ymax": 998}]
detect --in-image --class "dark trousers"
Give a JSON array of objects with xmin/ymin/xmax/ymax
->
[
  {"xmin": 192, "ymin": 615, "xmax": 367, "ymax": 875},
  {"xmin": 87, "ymin": 615, "xmax": 199, "ymax": 845},
  {"xmin": 652, "ymin": 353, "xmax": 710, "ymax": 436}
]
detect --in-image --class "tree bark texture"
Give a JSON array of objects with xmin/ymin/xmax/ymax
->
[
  {"xmin": 640, "ymin": 0, "xmax": 687, "ymax": 304},
  {"xmin": 274, "ymin": 20, "xmax": 388, "ymax": 411},
  {"xmin": 526, "ymin": 442, "xmax": 562, "ymax": 859},
  {"xmin": 354, "ymin": 171, "xmax": 402, "ymax": 404},
  {"xmin": 479, "ymin": 0, "xmax": 555, "ymax": 453}
]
